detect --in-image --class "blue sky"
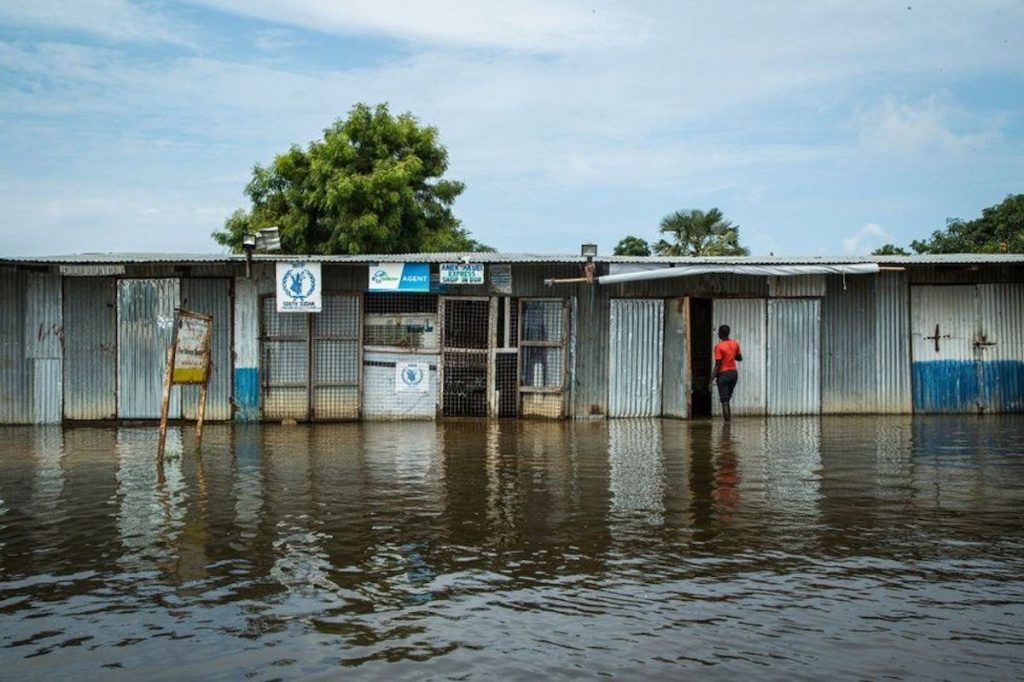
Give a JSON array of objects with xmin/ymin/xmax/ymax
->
[{"xmin": 1, "ymin": 1, "xmax": 1022, "ymax": 257}]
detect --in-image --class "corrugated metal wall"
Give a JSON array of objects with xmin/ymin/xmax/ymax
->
[
  {"xmin": 25, "ymin": 272, "xmax": 63, "ymax": 423},
  {"xmin": 608, "ymin": 299, "xmax": 664, "ymax": 417},
  {"xmin": 661, "ymin": 298, "xmax": 689, "ymax": 418},
  {"xmin": 63, "ymin": 277, "xmax": 117, "ymax": 420},
  {"xmin": 768, "ymin": 298, "xmax": 821, "ymax": 415},
  {"xmin": 232, "ymin": 276, "xmax": 260, "ymax": 421},
  {"xmin": 117, "ymin": 279, "xmax": 181, "ymax": 419},
  {"xmin": 712, "ymin": 299, "xmax": 767, "ymax": 416},
  {"xmin": 822, "ymin": 274, "xmax": 876, "ymax": 413},
  {"xmin": 875, "ymin": 271, "xmax": 912, "ymax": 413},
  {"xmin": 977, "ymin": 283, "xmax": 1024, "ymax": 413},
  {"xmin": 0, "ymin": 268, "xmax": 28, "ymax": 424},
  {"xmin": 910, "ymin": 285, "xmax": 977, "ymax": 413},
  {"xmin": 768, "ymin": 274, "xmax": 825, "ymax": 298},
  {"xmin": 181, "ymin": 278, "xmax": 232, "ymax": 421}
]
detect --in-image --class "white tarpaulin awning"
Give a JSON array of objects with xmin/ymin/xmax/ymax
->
[{"xmin": 598, "ymin": 262, "xmax": 879, "ymax": 285}]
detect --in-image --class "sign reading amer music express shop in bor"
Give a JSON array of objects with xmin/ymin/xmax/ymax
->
[
  {"xmin": 439, "ymin": 263, "xmax": 484, "ymax": 284},
  {"xmin": 368, "ymin": 263, "xmax": 431, "ymax": 292}
]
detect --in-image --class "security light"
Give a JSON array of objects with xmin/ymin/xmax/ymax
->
[{"xmin": 581, "ymin": 243, "xmax": 598, "ymax": 258}]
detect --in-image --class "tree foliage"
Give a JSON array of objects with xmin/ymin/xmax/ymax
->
[
  {"xmin": 909, "ymin": 194, "xmax": 1024, "ymax": 254},
  {"xmin": 871, "ymin": 243, "xmax": 910, "ymax": 255},
  {"xmin": 613, "ymin": 235, "xmax": 652, "ymax": 256},
  {"xmin": 213, "ymin": 103, "xmax": 489, "ymax": 254},
  {"xmin": 652, "ymin": 208, "xmax": 749, "ymax": 256}
]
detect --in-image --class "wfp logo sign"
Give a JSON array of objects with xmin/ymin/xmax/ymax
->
[
  {"xmin": 395, "ymin": 361, "xmax": 429, "ymax": 394},
  {"xmin": 276, "ymin": 261, "xmax": 322, "ymax": 312},
  {"xmin": 368, "ymin": 263, "xmax": 431, "ymax": 292}
]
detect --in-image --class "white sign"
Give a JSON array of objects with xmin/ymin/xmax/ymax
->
[
  {"xmin": 440, "ymin": 263, "xmax": 485, "ymax": 285},
  {"xmin": 172, "ymin": 310, "xmax": 211, "ymax": 384},
  {"xmin": 277, "ymin": 261, "xmax": 322, "ymax": 312},
  {"xmin": 490, "ymin": 264, "xmax": 512, "ymax": 294},
  {"xmin": 395, "ymin": 362, "xmax": 430, "ymax": 393}
]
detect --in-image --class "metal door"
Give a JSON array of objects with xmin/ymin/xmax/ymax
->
[
  {"xmin": 661, "ymin": 298, "xmax": 689, "ymax": 418},
  {"xmin": 181, "ymin": 279, "xmax": 232, "ymax": 421},
  {"xmin": 117, "ymin": 279, "xmax": 180, "ymax": 419},
  {"xmin": 910, "ymin": 286, "xmax": 978, "ymax": 413},
  {"xmin": 440, "ymin": 297, "xmax": 493, "ymax": 417},
  {"xmin": 767, "ymin": 298, "xmax": 821, "ymax": 415},
  {"xmin": 977, "ymin": 284, "xmax": 1024, "ymax": 413},
  {"xmin": 64, "ymin": 278, "xmax": 117, "ymax": 419},
  {"xmin": 608, "ymin": 299, "xmax": 664, "ymax": 418},
  {"xmin": 712, "ymin": 298, "xmax": 767, "ymax": 416}
]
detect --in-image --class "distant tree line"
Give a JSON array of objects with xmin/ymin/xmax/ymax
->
[
  {"xmin": 613, "ymin": 208, "xmax": 750, "ymax": 257},
  {"xmin": 873, "ymin": 194, "xmax": 1024, "ymax": 255}
]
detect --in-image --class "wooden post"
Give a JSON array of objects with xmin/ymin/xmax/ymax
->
[
  {"xmin": 158, "ymin": 344, "xmax": 174, "ymax": 455},
  {"xmin": 196, "ymin": 383, "xmax": 208, "ymax": 446},
  {"xmin": 195, "ymin": 321, "xmax": 212, "ymax": 448}
]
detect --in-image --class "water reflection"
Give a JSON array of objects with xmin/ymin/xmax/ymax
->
[{"xmin": 0, "ymin": 417, "xmax": 1021, "ymax": 678}]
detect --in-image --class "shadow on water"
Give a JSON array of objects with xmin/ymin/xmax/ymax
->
[{"xmin": 0, "ymin": 416, "xmax": 1023, "ymax": 679}]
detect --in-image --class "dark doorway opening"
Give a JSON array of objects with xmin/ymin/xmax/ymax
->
[{"xmin": 689, "ymin": 297, "xmax": 713, "ymax": 417}]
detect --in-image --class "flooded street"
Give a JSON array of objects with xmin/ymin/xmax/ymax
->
[{"xmin": 1, "ymin": 417, "xmax": 1023, "ymax": 680}]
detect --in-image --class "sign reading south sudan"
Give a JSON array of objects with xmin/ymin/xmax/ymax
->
[
  {"xmin": 368, "ymin": 263, "xmax": 431, "ymax": 292},
  {"xmin": 395, "ymin": 361, "xmax": 429, "ymax": 393},
  {"xmin": 277, "ymin": 261, "xmax": 322, "ymax": 312},
  {"xmin": 439, "ymin": 263, "xmax": 485, "ymax": 285}
]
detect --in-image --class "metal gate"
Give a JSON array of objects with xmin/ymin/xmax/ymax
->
[
  {"xmin": 117, "ymin": 279, "xmax": 180, "ymax": 419},
  {"xmin": 260, "ymin": 293, "xmax": 361, "ymax": 421},
  {"xmin": 64, "ymin": 277, "xmax": 117, "ymax": 420},
  {"xmin": 712, "ymin": 298, "xmax": 767, "ymax": 416},
  {"xmin": 767, "ymin": 298, "xmax": 820, "ymax": 415},
  {"xmin": 911, "ymin": 284, "xmax": 1024, "ymax": 413},
  {"xmin": 608, "ymin": 299, "xmax": 664, "ymax": 418},
  {"xmin": 519, "ymin": 298, "xmax": 568, "ymax": 418},
  {"xmin": 440, "ymin": 297, "xmax": 493, "ymax": 417}
]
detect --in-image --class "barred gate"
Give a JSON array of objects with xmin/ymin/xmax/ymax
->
[
  {"xmin": 260, "ymin": 293, "xmax": 361, "ymax": 421},
  {"xmin": 519, "ymin": 298, "xmax": 568, "ymax": 418},
  {"xmin": 440, "ymin": 297, "xmax": 494, "ymax": 417}
]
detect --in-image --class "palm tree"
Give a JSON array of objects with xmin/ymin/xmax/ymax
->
[{"xmin": 652, "ymin": 208, "xmax": 749, "ymax": 256}]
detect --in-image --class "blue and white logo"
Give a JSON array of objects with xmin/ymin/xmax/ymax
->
[
  {"xmin": 395, "ymin": 361, "xmax": 430, "ymax": 393},
  {"xmin": 276, "ymin": 261, "xmax": 322, "ymax": 312}
]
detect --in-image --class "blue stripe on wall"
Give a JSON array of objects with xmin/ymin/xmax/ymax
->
[
  {"xmin": 913, "ymin": 359, "xmax": 1024, "ymax": 413},
  {"xmin": 980, "ymin": 360, "xmax": 1024, "ymax": 413},
  {"xmin": 912, "ymin": 360, "xmax": 978, "ymax": 413},
  {"xmin": 234, "ymin": 367, "xmax": 260, "ymax": 422}
]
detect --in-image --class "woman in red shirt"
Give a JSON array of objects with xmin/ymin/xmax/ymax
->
[{"xmin": 712, "ymin": 324, "xmax": 742, "ymax": 422}]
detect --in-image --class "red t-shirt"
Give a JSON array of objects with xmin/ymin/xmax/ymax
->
[{"xmin": 714, "ymin": 339, "xmax": 741, "ymax": 372}]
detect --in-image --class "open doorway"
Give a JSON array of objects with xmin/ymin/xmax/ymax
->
[{"xmin": 689, "ymin": 297, "xmax": 713, "ymax": 417}]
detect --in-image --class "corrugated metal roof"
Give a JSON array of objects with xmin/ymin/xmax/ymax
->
[{"xmin": 4, "ymin": 252, "xmax": 1024, "ymax": 266}]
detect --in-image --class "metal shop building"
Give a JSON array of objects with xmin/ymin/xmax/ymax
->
[{"xmin": 1, "ymin": 253, "xmax": 1022, "ymax": 424}]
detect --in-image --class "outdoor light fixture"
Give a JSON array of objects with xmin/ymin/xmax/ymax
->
[
  {"xmin": 581, "ymin": 243, "xmax": 597, "ymax": 283},
  {"xmin": 242, "ymin": 235, "xmax": 257, "ymax": 278},
  {"xmin": 581, "ymin": 243, "xmax": 598, "ymax": 258}
]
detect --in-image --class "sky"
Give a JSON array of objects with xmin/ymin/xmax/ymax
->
[{"xmin": 1, "ymin": 1, "xmax": 1022, "ymax": 257}]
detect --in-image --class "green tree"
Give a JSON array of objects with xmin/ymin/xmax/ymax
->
[
  {"xmin": 652, "ymin": 208, "xmax": 749, "ymax": 256},
  {"xmin": 213, "ymin": 103, "xmax": 490, "ymax": 254},
  {"xmin": 910, "ymin": 194, "xmax": 1024, "ymax": 254},
  {"xmin": 872, "ymin": 243, "xmax": 910, "ymax": 255},
  {"xmin": 613, "ymin": 235, "xmax": 652, "ymax": 256}
]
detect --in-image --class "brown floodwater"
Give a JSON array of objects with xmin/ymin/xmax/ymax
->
[{"xmin": 0, "ymin": 417, "xmax": 1022, "ymax": 680}]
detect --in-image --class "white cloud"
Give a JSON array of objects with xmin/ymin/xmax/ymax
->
[
  {"xmin": 0, "ymin": 0, "xmax": 193, "ymax": 46},
  {"xmin": 856, "ymin": 98, "xmax": 996, "ymax": 154},
  {"xmin": 842, "ymin": 223, "xmax": 893, "ymax": 255},
  {"xmin": 190, "ymin": 0, "xmax": 637, "ymax": 53}
]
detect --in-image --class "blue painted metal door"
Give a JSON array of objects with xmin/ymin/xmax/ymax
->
[{"xmin": 911, "ymin": 284, "xmax": 1024, "ymax": 413}]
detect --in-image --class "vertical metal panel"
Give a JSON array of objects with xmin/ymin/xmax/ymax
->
[
  {"xmin": 232, "ymin": 276, "xmax": 260, "ymax": 421},
  {"xmin": 768, "ymin": 298, "xmax": 821, "ymax": 415},
  {"xmin": 822, "ymin": 274, "xmax": 876, "ymax": 413},
  {"xmin": 608, "ymin": 299, "xmax": 664, "ymax": 417},
  {"xmin": 875, "ymin": 271, "xmax": 912, "ymax": 413},
  {"xmin": 117, "ymin": 279, "xmax": 181, "ymax": 419},
  {"xmin": 661, "ymin": 298, "xmax": 689, "ymax": 418},
  {"xmin": 0, "ymin": 268, "xmax": 28, "ymax": 424},
  {"xmin": 362, "ymin": 351, "xmax": 437, "ymax": 419},
  {"xmin": 25, "ymin": 272, "xmax": 63, "ymax": 423},
  {"xmin": 181, "ymin": 278, "xmax": 233, "ymax": 420},
  {"xmin": 910, "ymin": 286, "xmax": 977, "ymax": 413},
  {"xmin": 712, "ymin": 299, "xmax": 767, "ymax": 416},
  {"xmin": 977, "ymin": 283, "xmax": 1024, "ymax": 413},
  {"xmin": 768, "ymin": 275, "xmax": 825, "ymax": 297},
  {"xmin": 63, "ymin": 277, "xmax": 117, "ymax": 420}
]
